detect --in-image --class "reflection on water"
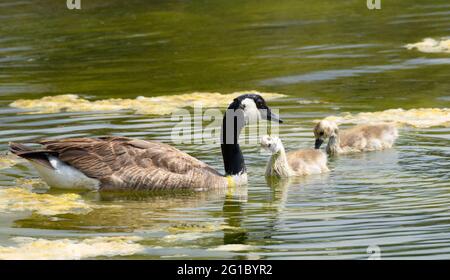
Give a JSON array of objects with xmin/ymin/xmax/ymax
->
[
  {"xmin": 1, "ymin": 0, "xmax": 450, "ymax": 259},
  {"xmin": 260, "ymin": 57, "xmax": 450, "ymax": 85}
]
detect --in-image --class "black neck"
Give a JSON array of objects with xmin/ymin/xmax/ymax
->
[
  {"xmin": 220, "ymin": 111, "xmax": 246, "ymax": 176},
  {"xmin": 221, "ymin": 144, "xmax": 245, "ymax": 176}
]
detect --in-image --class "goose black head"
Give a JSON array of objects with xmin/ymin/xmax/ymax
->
[
  {"xmin": 227, "ymin": 93, "xmax": 283, "ymax": 124},
  {"xmin": 221, "ymin": 94, "xmax": 283, "ymax": 176}
]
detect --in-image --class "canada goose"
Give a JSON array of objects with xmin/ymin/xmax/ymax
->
[
  {"xmin": 9, "ymin": 94, "xmax": 282, "ymax": 191},
  {"xmin": 260, "ymin": 135, "xmax": 329, "ymax": 177},
  {"xmin": 314, "ymin": 120, "xmax": 398, "ymax": 155}
]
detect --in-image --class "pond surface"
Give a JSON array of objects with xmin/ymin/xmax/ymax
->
[{"xmin": 0, "ymin": 0, "xmax": 449, "ymax": 259}]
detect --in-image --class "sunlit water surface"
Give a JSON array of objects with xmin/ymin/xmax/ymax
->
[{"xmin": 0, "ymin": 0, "xmax": 449, "ymax": 259}]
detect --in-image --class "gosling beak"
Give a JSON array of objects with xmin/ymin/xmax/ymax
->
[{"xmin": 315, "ymin": 138, "xmax": 324, "ymax": 149}]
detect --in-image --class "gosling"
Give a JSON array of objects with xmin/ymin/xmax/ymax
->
[
  {"xmin": 261, "ymin": 135, "xmax": 329, "ymax": 177},
  {"xmin": 314, "ymin": 120, "xmax": 398, "ymax": 155}
]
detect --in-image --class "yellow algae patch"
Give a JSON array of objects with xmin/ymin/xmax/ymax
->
[
  {"xmin": 322, "ymin": 108, "xmax": 450, "ymax": 128},
  {"xmin": 0, "ymin": 187, "xmax": 92, "ymax": 216},
  {"xmin": 15, "ymin": 178, "xmax": 49, "ymax": 190},
  {"xmin": 167, "ymin": 223, "xmax": 220, "ymax": 234},
  {"xmin": 0, "ymin": 236, "xmax": 144, "ymax": 260},
  {"xmin": 0, "ymin": 154, "xmax": 23, "ymax": 170},
  {"xmin": 405, "ymin": 38, "xmax": 450, "ymax": 53},
  {"xmin": 166, "ymin": 222, "xmax": 240, "ymax": 234},
  {"xmin": 10, "ymin": 91, "xmax": 286, "ymax": 115},
  {"xmin": 297, "ymin": 99, "xmax": 326, "ymax": 105},
  {"xmin": 208, "ymin": 244, "xmax": 256, "ymax": 252},
  {"xmin": 163, "ymin": 232, "xmax": 215, "ymax": 242},
  {"xmin": 163, "ymin": 223, "xmax": 243, "ymax": 243}
]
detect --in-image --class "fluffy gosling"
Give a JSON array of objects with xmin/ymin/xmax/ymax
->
[
  {"xmin": 261, "ymin": 135, "xmax": 329, "ymax": 177},
  {"xmin": 314, "ymin": 120, "xmax": 398, "ymax": 155}
]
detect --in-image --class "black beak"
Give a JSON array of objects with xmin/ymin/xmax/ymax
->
[
  {"xmin": 261, "ymin": 109, "xmax": 283, "ymax": 124},
  {"xmin": 315, "ymin": 138, "xmax": 324, "ymax": 149}
]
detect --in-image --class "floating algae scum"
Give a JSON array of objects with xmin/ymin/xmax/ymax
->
[
  {"xmin": 1, "ymin": 0, "xmax": 450, "ymax": 259},
  {"xmin": 405, "ymin": 38, "xmax": 450, "ymax": 54},
  {"xmin": 9, "ymin": 91, "xmax": 285, "ymax": 115}
]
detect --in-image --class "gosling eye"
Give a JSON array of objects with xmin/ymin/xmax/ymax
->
[{"xmin": 319, "ymin": 131, "xmax": 324, "ymax": 136}]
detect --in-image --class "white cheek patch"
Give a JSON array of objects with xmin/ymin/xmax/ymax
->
[{"xmin": 241, "ymin": 98, "xmax": 260, "ymax": 124}]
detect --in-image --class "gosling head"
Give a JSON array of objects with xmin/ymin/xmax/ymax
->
[
  {"xmin": 227, "ymin": 94, "xmax": 283, "ymax": 125},
  {"xmin": 314, "ymin": 120, "xmax": 339, "ymax": 149},
  {"xmin": 260, "ymin": 135, "xmax": 284, "ymax": 154}
]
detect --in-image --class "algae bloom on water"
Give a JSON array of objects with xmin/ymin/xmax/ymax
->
[
  {"xmin": 322, "ymin": 108, "xmax": 450, "ymax": 128},
  {"xmin": 405, "ymin": 38, "xmax": 450, "ymax": 53},
  {"xmin": 0, "ymin": 187, "xmax": 92, "ymax": 216},
  {"xmin": 0, "ymin": 154, "xmax": 23, "ymax": 170},
  {"xmin": 9, "ymin": 91, "xmax": 286, "ymax": 115},
  {"xmin": 0, "ymin": 236, "xmax": 144, "ymax": 260}
]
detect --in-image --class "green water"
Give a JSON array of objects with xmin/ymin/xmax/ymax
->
[{"xmin": 0, "ymin": 0, "xmax": 449, "ymax": 259}]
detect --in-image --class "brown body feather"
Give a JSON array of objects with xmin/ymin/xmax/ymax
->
[
  {"xmin": 286, "ymin": 149, "xmax": 327, "ymax": 172},
  {"xmin": 339, "ymin": 124, "xmax": 394, "ymax": 147},
  {"xmin": 10, "ymin": 137, "xmax": 227, "ymax": 190}
]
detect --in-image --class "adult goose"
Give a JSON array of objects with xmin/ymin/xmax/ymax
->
[
  {"xmin": 261, "ymin": 135, "xmax": 329, "ymax": 177},
  {"xmin": 9, "ymin": 94, "xmax": 282, "ymax": 191},
  {"xmin": 314, "ymin": 120, "xmax": 398, "ymax": 155}
]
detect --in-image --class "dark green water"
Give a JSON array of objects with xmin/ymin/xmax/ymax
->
[{"xmin": 0, "ymin": 0, "xmax": 449, "ymax": 259}]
